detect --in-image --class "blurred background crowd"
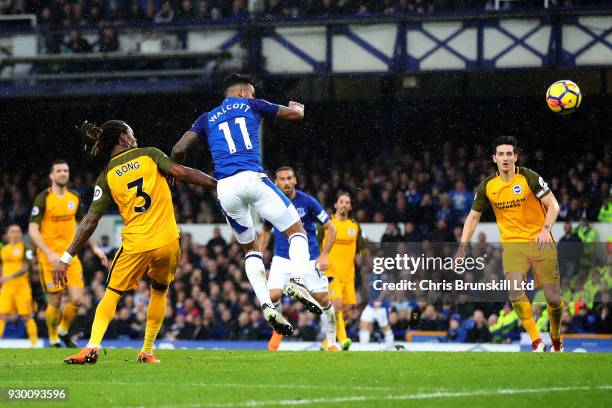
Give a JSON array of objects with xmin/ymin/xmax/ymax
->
[
  {"xmin": 3, "ymin": 0, "xmax": 610, "ymax": 29},
  {"xmin": 1, "ymin": 139, "xmax": 610, "ymax": 240},
  {"xmin": 1, "ymin": 0, "xmax": 610, "ymax": 56},
  {"xmin": 1, "ymin": 145, "xmax": 610, "ymax": 342}
]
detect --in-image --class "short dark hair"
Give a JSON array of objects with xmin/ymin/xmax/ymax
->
[
  {"xmin": 492, "ymin": 136, "xmax": 519, "ymax": 155},
  {"xmin": 274, "ymin": 166, "xmax": 295, "ymax": 178},
  {"xmin": 222, "ymin": 74, "xmax": 254, "ymax": 93},
  {"xmin": 50, "ymin": 159, "xmax": 68, "ymax": 172}
]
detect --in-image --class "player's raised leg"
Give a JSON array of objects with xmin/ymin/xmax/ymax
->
[
  {"xmin": 217, "ymin": 182, "xmax": 293, "ymax": 335},
  {"xmin": 248, "ymin": 174, "xmax": 322, "ymax": 315}
]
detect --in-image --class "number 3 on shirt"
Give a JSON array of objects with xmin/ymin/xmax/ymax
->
[
  {"xmin": 127, "ymin": 177, "xmax": 152, "ymax": 213},
  {"xmin": 219, "ymin": 117, "xmax": 252, "ymax": 153}
]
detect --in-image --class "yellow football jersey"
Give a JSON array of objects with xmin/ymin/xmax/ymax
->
[
  {"xmin": 30, "ymin": 188, "xmax": 84, "ymax": 255},
  {"xmin": 0, "ymin": 242, "xmax": 32, "ymax": 286},
  {"xmin": 322, "ymin": 216, "xmax": 366, "ymax": 281},
  {"xmin": 472, "ymin": 166, "xmax": 551, "ymax": 242},
  {"xmin": 89, "ymin": 147, "xmax": 179, "ymax": 253}
]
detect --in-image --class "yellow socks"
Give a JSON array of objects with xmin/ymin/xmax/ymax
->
[
  {"xmin": 58, "ymin": 302, "xmax": 78, "ymax": 336},
  {"xmin": 512, "ymin": 296, "xmax": 540, "ymax": 342},
  {"xmin": 336, "ymin": 311, "xmax": 347, "ymax": 343},
  {"xmin": 87, "ymin": 289, "xmax": 121, "ymax": 348},
  {"xmin": 548, "ymin": 299, "xmax": 564, "ymax": 339},
  {"xmin": 25, "ymin": 318, "xmax": 38, "ymax": 347},
  {"xmin": 0, "ymin": 319, "xmax": 5, "ymax": 337},
  {"xmin": 46, "ymin": 305, "xmax": 61, "ymax": 344},
  {"xmin": 141, "ymin": 288, "xmax": 167, "ymax": 354}
]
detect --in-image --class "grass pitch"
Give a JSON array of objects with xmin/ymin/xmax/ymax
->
[{"xmin": 1, "ymin": 349, "xmax": 610, "ymax": 407}]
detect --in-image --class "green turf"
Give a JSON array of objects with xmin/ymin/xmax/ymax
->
[{"xmin": 0, "ymin": 349, "xmax": 610, "ymax": 407}]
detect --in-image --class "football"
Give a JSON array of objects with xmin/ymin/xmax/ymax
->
[{"xmin": 546, "ymin": 80, "xmax": 582, "ymax": 114}]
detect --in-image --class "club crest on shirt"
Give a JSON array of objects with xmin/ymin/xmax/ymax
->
[
  {"xmin": 297, "ymin": 207, "xmax": 306, "ymax": 218},
  {"xmin": 68, "ymin": 200, "xmax": 75, "ymax": 210},
  {"xmin": 13, "ymin": 249, "xmax": 21, "ymax": 256},
  {"xmin": 348, "ymin": 228, "xmax": 355, "ymax": 236},
  {"xmin": 512, "ymin": 185, "xmax": 522, "ymax": 195}
]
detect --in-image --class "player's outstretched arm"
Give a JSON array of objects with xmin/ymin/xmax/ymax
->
[
  {"xmin": 276, "ymin": 101, "xmax": 304, "ymax": 121},
  {"xmin": 53, "ymin": 212, "xmax": 103, "ymax": 287},
  {"xmin": 171, "ymin": 131, "xmax": 199, "ymax": 164},
  {"xmin": 457, "ymin": 210, "xmax": 482, "ymax": 257},
  {"xmin": 168, "ymin": 163, "xmax": 217, "ymax": 189}
]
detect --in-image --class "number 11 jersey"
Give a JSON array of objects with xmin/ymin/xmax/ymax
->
[
  {"xmin": 189, "ymin": 97, "xmax": 280, "ymax": 179},
  {"xmin": 90, "ymin": 147, "xmax": 179, "ymax": 253}
]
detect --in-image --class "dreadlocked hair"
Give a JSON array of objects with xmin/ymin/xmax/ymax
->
[{"xmin": 79, "ymin": 120, "xmax": 129, "ymax": 157}]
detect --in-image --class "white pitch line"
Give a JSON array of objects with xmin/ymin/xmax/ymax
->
[{"xmin": 149, "ymin": 385, "xmax": 612, "ymax": 408}]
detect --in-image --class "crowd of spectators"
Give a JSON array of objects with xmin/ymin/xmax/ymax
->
[
  {"xmin": 1, "ymin": 0, "xmax": 608, "ymax": 59},
  {"xmin": 1, "ymin": 0, "xmax": 609, "ymax": 31},
  {"xmin": 0, "ymin": 137, "xmax": 610, "ymax": 343},
  {"xmin": 0, "ymin": 141, "xmax": 610, "ymax": 243}
]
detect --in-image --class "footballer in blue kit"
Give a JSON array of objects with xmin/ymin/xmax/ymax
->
[
  {"xmin": 259, "ymin": 166, "xmax": 339, "ymax": 351},
  {"xmin": 171, "ymin": 74, "xmax": 324, "ymax": 336}
]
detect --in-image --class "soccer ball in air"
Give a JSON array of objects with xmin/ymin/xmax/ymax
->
[{"xmin": 546, "ymin": 80, "xmax": 582, "ymax": 115}]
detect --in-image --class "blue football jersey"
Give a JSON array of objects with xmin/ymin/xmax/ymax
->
[
  {"xmin": 190, "ymin": 97, "xmax": 279, "ymax": 179},
  {"xmin": 264, "ymin": 190, "xmax": 330, "ymax": 260}
]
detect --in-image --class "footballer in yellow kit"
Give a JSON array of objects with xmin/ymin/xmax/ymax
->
[
  {"xmin": 320, "ymin": 192, "xmax": 367, "ymax": 350},
  {"xmin": 57, "ymin": 120, "xmax": 215, "ymax": 365},
  {"xmin": 28, "ymin": 160, "xmax": 108, "ymax": 348},
  {"xmin": 458, "ymin": 136, "xmax": 564, "ymax": 352},
  {"xmin": 0, "ymin": 225, "xmax": 38, "ymax": 347}
]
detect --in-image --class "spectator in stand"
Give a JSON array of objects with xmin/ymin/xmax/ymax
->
[
  {"xmin": 598, "ymin": 196, "xmax": 612, "ymax": 223},
  {"xmin": 196, "ymin": 0, "xmax": 210, "ymax": 21},
  {"xmin": 176, "ymin": 0, "xmax": 196, "ymax": 21},
  {"xmin": 88, "ymin": 4, "xmax": 102, "ymax": 26},
  {"xmin": 381, "ymin": 223, "xmax": 403, "ymax": 243},
  {"xmin": 448, "ymin": 180, "xmax": 472, "ymax": 223},
  {"xmin": 569, "ymin": 304, "xmax": 593, "ymax": 333},
  {"xmin": 154, "ymin": 1, "xmax": 175, "ymax": 23},
  {"xmin": 64, "ymin": 30, "xmax": 92, "ymax": 53},
  {"xmin": 98, "ymin": 26, "xmax": 120, "ymax": 52},
  {"xmin": 230, "ymin": 0, "xmax": 249, "ymax": 20},
  {"xmin": 125, "ymin": 0, "xmax": 146, "ymax": 22},
  {"xmin": 465, "ymin": 310, "xmax": 491, "ymax": 343},
  {"xmin": 558, "ymin": 222, "xmax": 583, "ymax": 278}
]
